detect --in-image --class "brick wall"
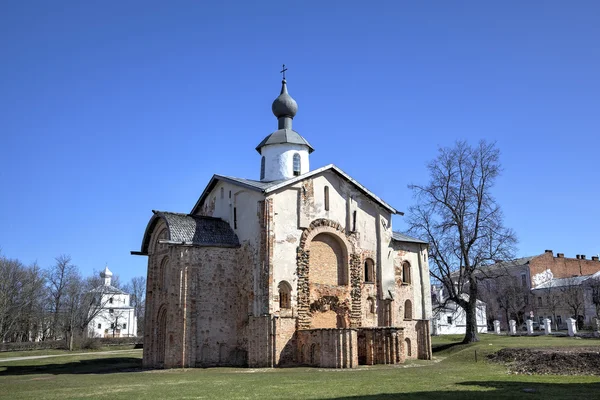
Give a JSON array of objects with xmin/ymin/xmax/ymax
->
[{"xmin": 530, "ymin": 251, "xmax": 600, "ymax": 285}]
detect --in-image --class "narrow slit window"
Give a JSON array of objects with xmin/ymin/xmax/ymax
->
[
  {"xmin": 402, "ymin": 262, "xmax": 411, "ymax": 284},
  {"xmin": 220, "ymin": 187, "xmax": 224, "ymax": 199},
  {"xmin": 278, "ymin": 281, "xmax": 292, "ymax": 309},
  {"xmin": 293, "ymin": 153, "xmax": 301, "ymax": 176},
  {"xmin": 260, "ymin": 156, "xmax": 265, "ymax": 180},
  {"xmin": 364, "ymin": 258, "xmax": 374, "ymax": 282},
  {"xmin": 352, "ymin": 210, "xmax": 357, "ymax": 232},
  {"xmin": 234, "ymin": 207, "xmax": 237, "ymax": 229},
  {"xmin": 324, "ymin": 186, "xmax": 329, "ymax": 211}
]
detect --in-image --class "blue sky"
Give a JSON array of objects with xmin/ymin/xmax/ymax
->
[{"xmin": 1, "ymin": 1, "xmax": 599, "ymax": 283}]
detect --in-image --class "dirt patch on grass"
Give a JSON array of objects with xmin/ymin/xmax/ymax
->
[{"xmin": 489, "ymin": 347, "xmax": 600, "ymax": 375}]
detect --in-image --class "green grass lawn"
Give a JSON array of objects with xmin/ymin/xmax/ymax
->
[{"xmin": 1, "ymin": 334, "xmax": 599, "ymax": 399}]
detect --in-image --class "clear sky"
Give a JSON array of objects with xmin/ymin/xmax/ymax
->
[{"xmin": 1, "ymin": 1, "xmax": 599, "ymax": 283}]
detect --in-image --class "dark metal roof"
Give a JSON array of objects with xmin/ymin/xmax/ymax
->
[
  {"xmin": 138, "ymin": 211, "xmax": 240, "ymax": 255},
  {"xmin": 391, "ymin": 232, "xmax": 428, "ymax": 244},
  {"xmin": 255, "ymin": 128, "xmax": 315, "ymax": 154}
]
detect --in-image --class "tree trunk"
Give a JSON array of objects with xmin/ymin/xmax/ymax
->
[{"xmin": 462, "ymin": 284, "xmax": 480, "ymax": 343}]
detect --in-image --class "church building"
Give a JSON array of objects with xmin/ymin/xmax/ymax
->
[{"xmin": 133, "ymin": 74, "xmax": 433, "ymax": 368}]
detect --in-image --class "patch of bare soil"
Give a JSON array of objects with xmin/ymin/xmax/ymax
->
[{"xmin": 489, "ymin": 347, "xmax": 600, "ymax": 375}]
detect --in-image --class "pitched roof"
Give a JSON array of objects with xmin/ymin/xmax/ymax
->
[
  {"xmin": 90, "ymin": 285, "xmax": 127, "ymax": 295},
  {"xmin": 534, "ymin": 274, "xmax": 592, "ymax": 290},
  {"xmin": 255, "ymin": 129, "xmax": 315, "ymax": 154},
  {"xmin": 136, "ymin": 211, "xmax": 240, "ymax": 255},
  {"xmin": 191, "ymin": 164, "xmax": 401, "ymax": 215},
  {"xmin": 391, "ymin": 232, "xmax": 428, "ymax": 244}
]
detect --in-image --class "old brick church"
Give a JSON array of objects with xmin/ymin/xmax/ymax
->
[{"xmin": 133, "ymin": 75, "xmax": 433, "ymax": 368}]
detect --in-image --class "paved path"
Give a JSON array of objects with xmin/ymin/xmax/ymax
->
[{"xmin": 0, "ymin": 349, "xmax": 141, "ymax": 362}]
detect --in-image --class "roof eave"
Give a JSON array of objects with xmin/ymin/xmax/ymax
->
[{"xmin": 191, "ymin": 174, "xmax": 265, "ymax": 215}]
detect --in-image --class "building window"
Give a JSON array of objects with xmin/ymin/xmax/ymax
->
[
  {"xmin": 260, "ymin": 156, "xmax": 265, "ymax": 180},
  {"xmin": 109, "ymin": 308, "xmax": 114, "ymax": 314},
  {"xmin": 324, "ymin": 186, "xmax": 329, "ymax": 211},
  {"xmin": 220, "ymin": 187, "xmax": 224, "ymax": 199},
  {"xmin": 293, "ymin": 153, "xmax": 301, "ymax": 176},
  {"xmin": 233, "ymin": 207, "xmax": 237, "ymax": 229},
  {"xmin": 109, "ymin": 297, "xmax": 113, "ymax": 304},
  {"xmin": 278, "ymin": 281, "xmax": 292, "ymax": 309},
  {"xmin": 537, "ymin": 297, "xmax": 542, "ymax": 307},
  {"xmin": 447, "ymin": 316, "xmax": 452, "ymax": 324},
  {"xmin": 111, "ymin": 323, "xmax": 115, "ymax": 329},
  {"xmin": 367, "ymin": 297, "xmax": 375, "ymax": 314},
  {"xmin": 521, "ymin": 273, "xmax": 527, "ymax": 288},
  {"xmin": 352, "ymin": 211, "xmax": 357, "ymax": 232},
  {"xmin": 404, "ymin": 299, "xmax": 412, "ymax": 320},
  {"xmin": 556, "ymin": 316, "xmax": 562, "ymax": 326},
  {"xmin": 97, "ymin": 323, "xmax": 101, "ymax": 329},
  {"xmin": 402, "ymin": 262, "xmax": 411, "ymax": 284},
  {"xmin": 405, "ymin": 338, "xmax": 412, "ymax": 357},
  {"xmin": 364, "ymin": 258, "xmax": 375, "ymax": 282},
  {"xmin": 123, "ymin": 323, "xmax": 127, "ymax": 329}
]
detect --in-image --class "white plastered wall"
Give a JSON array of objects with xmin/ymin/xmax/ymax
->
[
  {"xmin": 260, "ymin": 143, "xmax": 310, "ymax": 181},
  {"xmin": 269, "ymin": 170, "xmax": 397, "ymax": 312}
]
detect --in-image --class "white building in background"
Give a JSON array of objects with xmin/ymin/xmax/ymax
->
[
  {"xmin": 88, "ymin": 267, "xmax": 137, "ymax": 338},
  {"xmin": 430, "ymin": 285, "xmax": 487, "ymax": 335}
]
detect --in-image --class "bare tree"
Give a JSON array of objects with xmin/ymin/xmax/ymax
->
[
  {"xmin": 561, "ymin": 278, "xmax": 585, "ymax": 329},
  {"xmin": 123, "ymin": 276, "xmax": 146, "ymax": 336},
  {"xmin": 589, "ymin": 277, "xmax": 600, "ymax": 321},
  {"xmin": 46, "ymin": 255, "xmax": 78, "ymax": 340},
  {"xmin": 495, "ymin": 276, "xmax": 529, "ymax": 328},
  {"xmin": 407, "ymin": 141, "xmax": 517, "ymax": 343}
]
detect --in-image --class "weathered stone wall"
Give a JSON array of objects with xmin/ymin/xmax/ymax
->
[
  {"xmin": 274, "ymin": 316, "xmax": 297, "ymax": 366},
  {"xmin": 296, "ymin": 328, "xmax": 358, "ymax": 368},
  {"xmin": 247, "ymin": 315, "xmax": 274, "ymax": 368},
  {"xmin": 142, "ymin": 172, "xmax": 433, "ymax": 369},
  {"xmin": 356, "ymin": 327, "xmax": 405, "ymax": 365}
]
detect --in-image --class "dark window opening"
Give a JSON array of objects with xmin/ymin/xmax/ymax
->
[
  {"xmin": 352, "ymin": 211, "xmax": 357, "ymax": 232},
  {"xmin": 404, "ymin": 300, "xmax": 413, "ymax": 320},
  {"xmin": 324, "ymin": 186, "xmax": 329, "ymax": 211},
  {"xmin": 293, "ymin": 153, "xmax": 301, "ymax": 176},
  {"xmin": 447, "ymin": 316, "xmax": 452, "ymax": 324},
  {"xmin": 402, "ymin": 262, "xmax": 411, "ymax": 284},
  {"xmin": 260, "ymin": 156, "xmax": 265, "ymax": 180},
  {"xmin": 233, "ymin": 207, "xmax": 237, "ymax": 229},
  {"xmin": 364, "ymin": 259, "xmax": 375, "ymax": 282}
]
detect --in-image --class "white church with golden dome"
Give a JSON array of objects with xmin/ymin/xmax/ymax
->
[{"xmin": 133, "ymin": 72, "xmax": 433, "ymax": 368}]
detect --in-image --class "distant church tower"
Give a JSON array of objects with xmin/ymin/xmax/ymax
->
[
  {"xmin": 256, "ymin": 73, "xmax": 314, "ymax": 182},
  {"xmin": 100, "ymin": 266, "xmax": 113, "ymax": 286}
]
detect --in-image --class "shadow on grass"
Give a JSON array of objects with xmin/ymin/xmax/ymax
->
[
  {"xmin": 0, "ymin": 357, "xmax": 142, "ymax": 376},
  {"xmin": 319, "ymin": 381, "xmax": 600, "ymax": 399},
  {"xmin": 431, "ymin": 341, "xmax": 466, "ymax": 354}
]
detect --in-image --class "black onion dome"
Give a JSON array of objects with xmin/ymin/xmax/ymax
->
[{"xmin": 271, "ymin": 79, "xmax": 298, "ymax": 118}]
